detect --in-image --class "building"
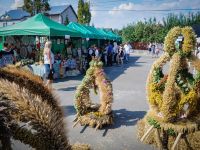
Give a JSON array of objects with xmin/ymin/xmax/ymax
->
[
  {"xmin": 47, "ymin": 5, "xmax": 78, "ymax": 24},
  {"xmin": 0, "ymin": 5, "xmax": 77, "ymax": 27},
  {"xmin": 0, "ymin": 8, "xmax": 30, "ymax": 27}
]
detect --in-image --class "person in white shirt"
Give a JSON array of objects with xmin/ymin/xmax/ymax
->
[
  {"xmin": 94, "ymin": 46, "xmax": 99, "ymax": 58},
  {"xmin": 89, "ymin": 48, "xmax": 93, "ymax": 55},
  {"xmin": 148, "ymin": 43, "xmax": 152, "ymax": 54},
  {"xmin": 155, "ymin": 44, "xmax": 160, "ymax": 58},
  {"xmin": 113, "ymin": 42, "xmax": 119, "ymax": 64},
  {"xmin": 124, "ymin": 42, "xmax": 131, "ymax": 63},
  {"xmin": 43, "ymin": 41, "xmax": 54, "ymax": 89}
]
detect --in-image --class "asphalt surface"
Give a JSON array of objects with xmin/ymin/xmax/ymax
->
[{"xmin": 12, "ymin": 54, "xmax": 156, "ymax": 150}]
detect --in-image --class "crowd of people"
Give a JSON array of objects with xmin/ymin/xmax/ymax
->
[
  {"xmin": 87, "ymin": 42, "xmax": 132, "ymax": 67},
  {"xmin": 0, "ymin": 41, "xmax": 133, "ymax": 89},
  {"xmin": 148, "ymin": 43, "xmax": 163, "ymax": 58}
]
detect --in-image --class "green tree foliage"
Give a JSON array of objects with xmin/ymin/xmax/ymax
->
[
  {"xmin": 121, "ymin": 12, "xmax": 200, "ymax": 43},
  {"xmin": 84, "ymin": 2, "xmax": 91, "ymax": 25},
  {"xmin": 64, "ymin": 15, "xmax": 69, "ymax": 25},
  {"xmin": 78, "ymin": 0, "xmax": 84, "ymax": 24},
  {"xmin": 78, "ymin": 0, "xmax": 91, "ymax": 24},
  {"xmin": 23, "ymin": 0, "xmax": 50, "ymax": 16},
  {"xmin": 23, "ymin": 0, "xmax": 33, "ymax": 15}
]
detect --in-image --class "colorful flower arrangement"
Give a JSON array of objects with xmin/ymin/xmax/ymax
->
[
  {"xmin": 74, "ymin": 58, "xmax": 113, "ymax": 129},
  {"xmin": 138, "ymin": 26, "xmax": 200, "ymax": 149}
]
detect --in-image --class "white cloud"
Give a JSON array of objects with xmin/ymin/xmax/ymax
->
[
  {"xmin": 101, "ymin": 0, "xmax": 200, "ymax": 29},
  {"xmin": 109, "ymin": 2, "xmax": 134, "ymax": 15},
  {"xmin": 11, "ymin": 0, "xmax": 23, "ymax": 9}
]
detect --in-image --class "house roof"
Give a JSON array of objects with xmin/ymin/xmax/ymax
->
[
  {"xmin": 48, "ymin": 5, "xmax": 70, "ymax": 15},
  {"xmin": 0, "ymin": 5, "xmax": 77, "ymax": 22},
  {"xmin": 0, "ymin": 9, "xmax": 30, "ymax": 21}
]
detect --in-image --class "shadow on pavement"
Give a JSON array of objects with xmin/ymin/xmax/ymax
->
[
  {"xmin": 102, "ymin": 109, "xmax": 146, "ymax": 136},
  {"xmin": 61, "ymin": 106, "xmax": 146, "ymax": 137},
  {"xmin": 54, "ymin": 75, "xmax": 83, "ymax": 83},
  {"xmin": 62, "ymin": 105, "xmax": 76, "ymax": 116},
  {"xmin": 58, "ymin": 86, "xmax": 77, "ymax": 91},
  {"xmin": 104, "ymin": 56, "xmax": 142, "ymax": 81}
]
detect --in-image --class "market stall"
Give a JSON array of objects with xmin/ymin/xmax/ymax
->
[{"xmin": 0, "ymin": 13, "xmax": 83, "ymax": 78}]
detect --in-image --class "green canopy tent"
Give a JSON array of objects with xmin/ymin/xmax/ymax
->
[
  {"xmin": 0, "ymin": 13, "xmax": 82, "ymax": 37},
  {"xmin": 108, "ymin": 31, "xmax": 122, "ymax": 41},
  {"xmin": 0, "ymin": 13, "xmax": 83, "ymax": 51},
  {"xmin": 67, "ymin": 22, "xmax": 95, "ymax": 39},
  {"xmin": 97, "ymin": 29, "xmax": 114, "ymax": 40},
  {"xmin": 67, "ymin": 22, "xmax": 112, "ymax": 47},
  {"xmin": 82, "ymin": 25, "xmax": 107, "ymax": 40}
]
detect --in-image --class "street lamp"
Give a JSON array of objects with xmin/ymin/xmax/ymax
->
[{"xmin": 1, "ymin": 12, "xmax": 11, "ymax": 27}]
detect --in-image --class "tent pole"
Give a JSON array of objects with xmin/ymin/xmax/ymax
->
[
  {"xmin": 98, "ymin": 39, "xmax": 100, "ymax": 47},
  {"xmin": 81, "ymin": 38, "xmax": 82, "ymax": 50}
]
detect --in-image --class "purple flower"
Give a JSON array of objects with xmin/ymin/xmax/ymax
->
[{"xmin": 103, "ymin": 79, "xmax": 107, "ymax": 84}]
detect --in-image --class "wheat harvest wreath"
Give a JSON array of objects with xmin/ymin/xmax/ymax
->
[
  {"xmin": 137, "ymin": 26, "xmax": 200, "ymax": 150},
  {"xmin": 0, "ymin": 66, "xmax": 90, "ymax": 150},
  {"xmin": 74, "ymin": 58, "xmax": 113, "ymax": 130}
]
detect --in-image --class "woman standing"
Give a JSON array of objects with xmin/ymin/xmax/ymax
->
[
  {"xmin": 113, "ymin": 42, "xmax": 119, "ymax": 64},
  {"xmin": 117, "ymin": 45, "xmax": 124, "ymax": 65},
  {"xmin": 43, "ymin": 41, "xmax": 54, "ymax": 89}
]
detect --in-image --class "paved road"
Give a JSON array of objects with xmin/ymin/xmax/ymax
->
[{"xmin": 13, "ymin": 54, "xmax": 156, "ymax": 150}]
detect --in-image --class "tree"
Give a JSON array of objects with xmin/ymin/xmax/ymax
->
[
  {"xmin": 120, "ymin": 11, "xmax": 200, "ymax": 43},
  {"xmin": 23, "ymin": 0, "xmax": 33, "ymax": 15},
  {"xmin": 83, "ymin": 2, "xmax": 91, "ymax": 25},
  {"xmin": 64, "ymin": 15, "xmax": 69, "ymax": 25},
  {"xmin": 77, "ymin": 0, "xmax": 91, "ymax": 24},
  {"xmin": 23, "ymin": 0, "xmax": 50, "ymax": 16},
  {"xmin": 77, "ymin": 0, "xmax": 84, "ymax": 24}
]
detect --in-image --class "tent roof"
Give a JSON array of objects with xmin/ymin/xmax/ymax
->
[
  {"xmin": 0, "ymin": 13, "xmax": 81, "ymax": 37},
  {"xmin": 67, "ymin": 22, "xmax": 108, "ymax": 39},
  {"xmin": 67, "ymin": 22, "xmax": 95, "ymax": 38},
  {"xmin": 82, "ymin": 25, "xmax": 107, "ymax": 39},
  {"xmin": 100, "ymin": 28, "xmax": 122, "ymax": 41},
  {"xmin": 107, "ymin": 30, "xmax": 122, "ymax": 41},
  {"xmin": 97, "ymin": 29, "xmax": 114, "ymax": 40}
]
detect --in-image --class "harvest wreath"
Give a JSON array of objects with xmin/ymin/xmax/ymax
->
[
  {"xmin": 137, "ymin": 26, "xmax": 200, "ymax": 150},
  {"xmin": 74, "ymin": 58, "xmax": 113, "ymax": 130},
  {"xmin": 0, "ymin": 66, "xmax": 89, "ymax": 150}
]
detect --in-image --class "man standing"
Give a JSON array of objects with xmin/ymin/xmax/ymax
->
[
  {"xmin": 124, "ymin": 42, "xmax": 131, "ymax": 63},
  {"xmin": 113, "ymin": 42, "xmax": 119, "ymax": 64},
  {"xmin": 107, "ymin": 42, "xmax": 113, "ymax": 66}
]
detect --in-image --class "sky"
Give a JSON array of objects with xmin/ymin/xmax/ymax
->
[{"xmin": 0, "ymin": 0, "xmax": 200, "ymax": 29}]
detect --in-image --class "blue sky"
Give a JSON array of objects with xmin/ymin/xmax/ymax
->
[{"xmin": 0, "ymin": 0, "xmax": 200, "ymax": 29}]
